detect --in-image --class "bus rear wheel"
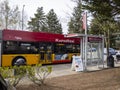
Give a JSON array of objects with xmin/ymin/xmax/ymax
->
[{"xmin": 12, "ymin": 57, "xmax": 26, "ymax": 66}]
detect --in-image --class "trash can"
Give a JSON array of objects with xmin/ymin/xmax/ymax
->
[{"xmin": 107, "ymin": 54, "xmax": 114, "ymax": 68}]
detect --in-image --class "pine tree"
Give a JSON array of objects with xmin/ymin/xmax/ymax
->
[
  {"xmin": 82, "ymin": 0, "xmax": 120, "ymax": 56},
  {"xmin": 82, "ymin": 0, "xmax": 120, "ymax": 18},
  {"xmin": 28, "ymin": 7, "xmax": 47, "ymax": 32},
  {"xmin": 46, "ymin": 9, "xmax": 62, "ymax": 34},
  {"xmin": 68, "ymin": 0, "xmax": 83, "ymax": 34}
]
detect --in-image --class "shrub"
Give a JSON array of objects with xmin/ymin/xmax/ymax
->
[
  {"xmin": 0, "ymin": 66, "xmax": 27, "ymax": 87},
  {"xmin": 27, "ymin": 64, "xmax": 52, "ymax": 86},
  {"xmin": 0, "ymin": 64, "xmax": 52, "ymax": 87}
]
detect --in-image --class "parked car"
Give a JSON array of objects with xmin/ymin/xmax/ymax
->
[
  {"xmin": 104, "ymin": 48, "xmax": 116, "ymax": 55},
  {"xmin": 88, "ymin": 48, "xmax": 96, "ymax": 52}
]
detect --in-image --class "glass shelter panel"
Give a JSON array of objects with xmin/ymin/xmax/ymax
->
[{"xmin": 87, "ymin": 42, "xmax": 103, "ymax": 66}]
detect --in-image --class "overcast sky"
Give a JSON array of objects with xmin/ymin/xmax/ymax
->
[{"xmin": 9, "ymin": 0, "xmax": 76, "ymax": 34}]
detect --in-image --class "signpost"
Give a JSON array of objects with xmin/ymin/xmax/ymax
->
[{"xmin": 73, "ymin": 56, "xmax": 84, "ymax": 72}]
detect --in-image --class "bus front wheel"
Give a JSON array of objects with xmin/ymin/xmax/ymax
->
[{"xmin": 12, "ymin": 57, "xmax": 26, "ymax": 66}]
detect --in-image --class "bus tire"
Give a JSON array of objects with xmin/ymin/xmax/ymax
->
[{"xmin": 12, "ymin": 57, "xmax": 26, "ymax": 66}]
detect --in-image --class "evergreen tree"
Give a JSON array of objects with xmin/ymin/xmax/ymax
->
[
  {"xmin": 82, "ymin": 0, "xmax": 120, "ymax": 55},
  {"xmin": 82, "ymin": 0, "xmax": 120, "ymax": 33},
  {"xmin": 28, "ymin": 7, "xmax": 47, "ymax": 32},
  {"xmin": 68, "ymin": 0, "xmax": 83, "ymax": 34},
  {"xmin": 46, "ymin": 9, "xmax": 62, "ymax": 34},
  {"xmin": 82, "ymin": 0, "xmax": 120, "ymax": 18},
  {"xmin": 82, "ymin": 0, "xmax": 120, "ymax": 37},
  {"xmin": 89, "ymin": 18, "xmax": 103, "ymax": 35}
]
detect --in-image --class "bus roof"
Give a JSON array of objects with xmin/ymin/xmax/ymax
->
[{"xmin": 2, "ymin": 29, "xmax": 80, "ymax": 44}]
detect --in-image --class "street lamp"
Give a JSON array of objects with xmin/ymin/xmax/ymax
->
[{"xmin": 22, "ymin": 5, "xmax": 25, "ymax": 30}]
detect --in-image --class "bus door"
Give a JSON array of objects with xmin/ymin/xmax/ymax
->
[
  {"xmin": 39, "ymin": 44, "xmax": 46, "ymax": 63},
  {"xmin": 46, "ymin": 45, "xmax": 52, "ymax": 63},
  {"xmin": 39, "ymin": 43, "xmax": 52, "ymax": 64}
]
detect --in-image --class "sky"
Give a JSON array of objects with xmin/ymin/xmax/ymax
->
[{"xmin": 9, "ymin": 0, "xmax": 76, "ymax": 34}]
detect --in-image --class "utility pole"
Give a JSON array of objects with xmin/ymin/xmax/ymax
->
[{"xmin": 22, "ymin": 5, "xmax": 25, "ymax": 30}]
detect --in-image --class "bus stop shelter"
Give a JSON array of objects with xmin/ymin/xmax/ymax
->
[{"xmin": 65, "ymin": 34, "xmax": 104, "ymax": 71}]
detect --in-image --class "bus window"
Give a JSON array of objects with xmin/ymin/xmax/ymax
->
[
  {"xmin": 20, "ymin": 42, "xmax": 39, "ymax": 54},
  {"xmin": 66, "ymin": 44, "xmax": 80, "ymax": 53},
  {"xmin": 66, "ymin": 44, "xmax": 73, "ymax": 53},
  {"xmin": 3, "ymin": 41, "xmax": 19, "ymax": 54},
  {"xmin": 54, "ymin": 43, "xmax": 66, "ymax": 54},
  {"xmin": 74, "ymin": 44, "xmax": 80, "ymax": 53},
  {"xmin": 30, "ymin": 46, "xmax": 38, "ymax": 53},
  {"xmin": 3, "ymin": 41, "xmax": 39, "ymax": 54},
  {"xmin": 20, "ymin": 43, "xmax": 31, "ymax": 53}
]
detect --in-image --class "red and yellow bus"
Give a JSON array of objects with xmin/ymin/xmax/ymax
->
[{"xmin": 0, "ymin": 29, "xmax": 80, "ymax": 66}]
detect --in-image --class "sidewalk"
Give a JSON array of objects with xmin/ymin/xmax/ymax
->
[
  {"xmin": 48, "ymin": 61, "xmax": 120, "ymax": 78},
  {"xmin": 47, "ymin": 64, "xmax": 77, "ymax": 78}
]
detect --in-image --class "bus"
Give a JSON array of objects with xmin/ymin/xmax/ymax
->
[{"xmin": 0, "ymin": 29, "xmax": 80, "ymax": 67}]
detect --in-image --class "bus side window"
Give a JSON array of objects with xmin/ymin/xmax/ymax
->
[
  {"xmin": 54, "ymin": 43, "xmax": 66, "ymax": 54},
  {"xmin": 30, "ymin": 46, "xmax": 38, "ymax": 53},
  {"xmin": 4, "ymin": 41, "xmax": 18, "ymax": 54}
]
